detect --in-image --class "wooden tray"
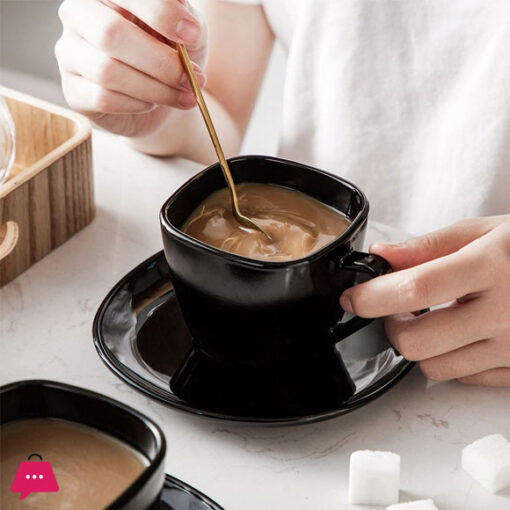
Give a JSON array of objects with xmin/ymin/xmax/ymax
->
[{"xmin": 0, "ymin": 86, "xmax": 94, "ymax": 286}]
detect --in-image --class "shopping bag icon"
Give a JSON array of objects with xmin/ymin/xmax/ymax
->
[{"xmin": 10, "ymin": 453, "xmax": 59, "ymax": 499}]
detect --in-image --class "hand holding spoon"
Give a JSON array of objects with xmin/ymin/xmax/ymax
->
[{"xmin": 176, "ymin": 43, "xmax": 270, "ymax": 239}]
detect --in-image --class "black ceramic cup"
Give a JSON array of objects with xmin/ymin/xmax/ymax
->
[
  {"xmin": 0, "ymin": 380, "xmax": 166, "ymax": 509},
  {"xmin": 160, "ymin": 156, "xmax": 391, "ymax": 370}
]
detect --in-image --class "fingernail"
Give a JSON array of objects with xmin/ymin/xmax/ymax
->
[
  {"xmin": 180, "ymin": 71, "xmax": 206, "ymax": 91},
  {"xmin": 175, "ymin": 19, "xmax": 201, "ymax": 44},
  {"xmin": 340, "ymin": 294, "xmax": 353, "ymax": 314},
  {"xmin": 178, "ymin": 92, "xmax": 196, "ymax": 108}
]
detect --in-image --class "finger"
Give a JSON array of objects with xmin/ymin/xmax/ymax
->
[
  {"xmin": 62, "ymin": 73, "xmax": 154, "ymax": 114},
  {"xmin": 384, "ymin": 299, "xmax": 499, "ymax": 361},
  {"xmin": 459, "ymin": 368, "xmax": 510, "ymax": 387},
  {"xmin": 59, "ymin": 0, "xmax": 205, "ymax": 89},
  {"xmin": 419, "ymin": 337, "xmax": 508, "ymax": 381},
  {"xmin": 57, "ymin": 33, "xmax": 197, "ymax": 108},
  {"xmin": 109, "ymin": 0, "xmax": 202, "ymax": 46},
  {"xmin": 341, "ymin": 242, "xmax": 490, "ymax": 318},
  {"xmin": 101, "ymin": 0, "xmax": 207, "ymax": 65},
  {"xmin": 88, "ymin": 106, "xmax": 169, "ymax": 137},
  {"xmin": 370, "ymin": 218, "xmax": 495, "ymax": 271}
]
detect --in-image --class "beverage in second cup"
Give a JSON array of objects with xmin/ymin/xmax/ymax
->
[{"xmin": 1, "ymin": 419, "xmax": 147, "ymax": 509}]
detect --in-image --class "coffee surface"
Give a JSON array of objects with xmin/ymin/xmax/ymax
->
[
  {"xmin": 182, "ymin": 184, "xmax": 350, "ymax": 261},
  {"xmin": 1, "ymin": 418, "xmax": 147, "ymax": 509}
]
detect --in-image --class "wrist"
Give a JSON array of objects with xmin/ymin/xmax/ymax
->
[{"xmin": 126, "ymin": 106, "xmax": 188, "ymax": 155}]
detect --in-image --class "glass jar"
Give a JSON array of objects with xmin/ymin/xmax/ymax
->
[{"xmin": 0, "ymin": 96, "xmax": 16, "ymax": 186}]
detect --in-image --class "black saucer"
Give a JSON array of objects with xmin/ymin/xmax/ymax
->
[
  {"xmin": 93, "ymin": 251, "xmax": 414, "ymax": 425},
  {"xmin": 158, "ymin": 474, "xmax": 223, "ymax": 509}
]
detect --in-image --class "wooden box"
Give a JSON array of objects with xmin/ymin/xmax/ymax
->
[{"xmin": 0, "ymin": 86, "xmax": 94, "ymax": 286}]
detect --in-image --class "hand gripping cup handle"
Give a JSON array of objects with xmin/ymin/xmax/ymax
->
[{"xmin": 329, "ymin": 251, "xmax": 392, "ymax": 344}]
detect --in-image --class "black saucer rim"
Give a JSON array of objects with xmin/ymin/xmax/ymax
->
[
  {"xmin": 93, "ymin": 251, "xmax": 415, "ymax": 426},
  {"xmin": 161, "ymin": 473, "xmax": 224, "ymax": 510}
]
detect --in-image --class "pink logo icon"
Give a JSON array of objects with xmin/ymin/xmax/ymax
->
[{"xmin": 10, "ymin": 453, "xmax": 59, "ymax": 499}]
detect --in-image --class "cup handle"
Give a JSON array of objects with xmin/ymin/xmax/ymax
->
[{"xmin": 329, "ymin": 251, "xmax": 392, "ymax": 344}]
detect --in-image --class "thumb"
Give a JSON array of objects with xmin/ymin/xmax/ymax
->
[{"xmin": 369, "ymin": 218, "xmax": 492, "ymax": 271}]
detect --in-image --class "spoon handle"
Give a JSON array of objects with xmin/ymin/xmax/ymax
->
[
  {"xmin": 176, "ymin": 44, "xmax": 239, "ymax": 208},
  {"xmin": 176, "ymin": 44, "xmax": 271, "ymax": 239}
]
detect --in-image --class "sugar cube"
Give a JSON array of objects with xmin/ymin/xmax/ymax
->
[
  {"xmin": 461, "ymin": 433, "xmax": 510, "ymax": 493},
  {"xmin": 349, "ymin": 450, "xmax": 400, "ymax": 505},
  {"xmin": 387, "ymin": 500, "xmax": 438, "ymax": 510}
]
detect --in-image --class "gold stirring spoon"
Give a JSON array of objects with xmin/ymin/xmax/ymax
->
[{"xmin": 176, "ymin": 43, "xmax": 271, "ymax": 239}]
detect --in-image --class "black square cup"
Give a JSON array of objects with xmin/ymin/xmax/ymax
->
[
  {"xmin": 1, "ymin": 380, "xmax": 166, "ymax": 509},
  {"xmin": 160, "ymin": 156, "xmax": 391, "ymax": 417}
]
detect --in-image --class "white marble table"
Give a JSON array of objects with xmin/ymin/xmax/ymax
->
[{"xmin": 1, "ymin": 128, "xmax": 509, "ymax": 510}]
